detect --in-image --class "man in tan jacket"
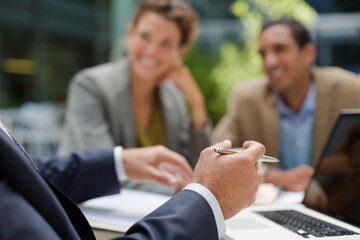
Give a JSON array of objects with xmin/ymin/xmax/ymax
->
[{"xmin": 213, "ymin": 18, "xmax": 360, "ymax": 191}]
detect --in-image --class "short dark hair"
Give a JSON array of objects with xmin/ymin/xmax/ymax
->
[
  {"xmin": 261, "ymin": 18, "xmax": 312, "ymax": 49},
  {"xmin": 131, "ymin": 0, "xmax": 198, "ymax": 47}
]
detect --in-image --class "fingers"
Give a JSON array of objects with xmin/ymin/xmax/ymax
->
[
  {"xmin": 158, "ymin": 162, "xmax": 190, "ymax": 186},
  {"xmin": 158, "ymin": 162, "xmax": 177, "ymax": 176},
  {"xmin": 242, "ymin": 141, "xmax": 251, "ymax": 149},
  {"xmin": 148, "ymin": 166, "xmax": 191, "ymax": 188},
  {"xmin": 147, "ymin": 167, "xmax": 178, "ymax": 186},
  {"xmin": 157, "ymin": 66, "xmax": 180, "ymax": 86},
  {"xmin": 211, "ymin": 140, "xmax": 264, "ymax": 166},
  {"xmin": 242, "ymin": 141, "xmax": 266, "ymax": 164},
  {"xmin": 156, "ymin": 148, "xmax": 193, "ymax": 183},
  {"xmin": 299, "ymin": 164, "xmax": 315, "ymax": 175},
  {"xmin": 212, "ymin": 139, "xmax": 232, "ymax": 150},
  {"xmin": 292, "ymin": 165, "xmax": 315, "ymax": 178}
]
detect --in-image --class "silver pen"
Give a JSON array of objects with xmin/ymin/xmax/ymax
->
[{"xmin": 214, "ymin": 148, "xmax": 279, "ymax": 163}]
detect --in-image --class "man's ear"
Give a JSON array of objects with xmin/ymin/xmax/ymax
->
[{"xmin": 303, "ymin": 42, "xmax": 317, "ymax": 66}]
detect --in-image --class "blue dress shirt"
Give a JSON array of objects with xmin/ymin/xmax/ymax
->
[{"xmin": 276, "ymin": 82, "xmax": 317, "ymax": 169}]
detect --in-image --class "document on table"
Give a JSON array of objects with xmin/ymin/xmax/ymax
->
[
  {"xmin": 79, "ymin": 189, "xmax": 171, "ymax": 233},
  {"xmin": 254, "ymin": 183, "xmax": 280, "ymax": 205},
  {"xmin": 253, "ymin": 183, "xmax": 304, "ymax": 206}
]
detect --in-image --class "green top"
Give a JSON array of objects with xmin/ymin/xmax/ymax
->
[{"xmin": 136, "ymin": 96, "xmax": 166, "ymax": 147}]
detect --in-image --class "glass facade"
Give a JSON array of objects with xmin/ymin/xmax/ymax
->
[
  {"xmin": 0, "ymin": 0, "xmax": 109, "ymax": 106},
  {"xmin": 2, "ymin": 0, "xmax": 358, "ymax": 107}
]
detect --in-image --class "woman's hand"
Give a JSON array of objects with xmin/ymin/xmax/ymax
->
[
  {"xmin": 123, "ymin": 145, "xmax": 193, "ymax": 188},
  {"xmin": 159, "ymin": 63, "xmax": 207, "ymax": 130}
]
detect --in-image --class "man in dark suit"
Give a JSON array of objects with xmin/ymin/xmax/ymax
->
[{"xmin": 0, "ymin": 118, "xmax": 264, "ymax": 239}]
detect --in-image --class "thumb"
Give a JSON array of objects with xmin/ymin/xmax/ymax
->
[
  {"xmin": 213, "ymin": 139, "xmax": 232, "ymax": 150},
  {"xmin": 148, "ymin": 167, "xmax": 178, "ymax": 186}
]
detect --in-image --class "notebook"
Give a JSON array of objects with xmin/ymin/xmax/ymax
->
[{"xmin": 226, "ymin": 109, "xmax": 360, "ymax": 240}]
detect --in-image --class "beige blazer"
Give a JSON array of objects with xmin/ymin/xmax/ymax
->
[
  {"xmin": 58, "ymin": 58, "xmax": 211, "ymax": 194},
  {"xmin": 212, "ymin": 67, "xmax": 360, "ymax": 167}
]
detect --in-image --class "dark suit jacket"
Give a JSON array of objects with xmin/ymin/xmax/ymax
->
[{"xmin": 0, "ymin": 131, "xmax": 218, "ymax": 239}]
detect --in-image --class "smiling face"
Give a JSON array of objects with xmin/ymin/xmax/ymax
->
[
  {"xmin": 126, "ymin": 11, "xmax": 185, "ymax": 84},
  {"xmin": 258, "ymin": 24, "xmax": 315, "ymax": 94}
]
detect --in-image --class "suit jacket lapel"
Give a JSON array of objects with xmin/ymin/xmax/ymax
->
[
  {"xmin": 262, "ymin": 85, "xmax": 279, "ymax": 159},
  {"xmin": 113, "ymin": 59, "xmax": 137, "ymax": 148},
  {"xmin": 312, "ymin": 73, "xmax": 332, "ymax": 166},
  {"xmin": 44, "ymin": 177, "xmax": 95, "ymax": 240},
  {"xmin": 0, "ymin": 131, "xmax": 93, "ymax": 239}
]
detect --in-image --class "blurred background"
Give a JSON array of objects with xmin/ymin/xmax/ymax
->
[{"xmin": 1, "ymin": 0, "xmax": 359, "ymax": 156}]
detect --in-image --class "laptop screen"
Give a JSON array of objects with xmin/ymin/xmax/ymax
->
[{"xmin": 303, "ymin": 110, "xmax": 360, "ymax": 227}]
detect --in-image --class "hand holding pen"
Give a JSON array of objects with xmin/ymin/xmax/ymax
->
[
  {"xmin": 214, "ymin": 146, "xmax": 279, "ymax": 163},
  {"xmin": 193, "ymin": 140, "xmax": 265, "ymax": 219}
]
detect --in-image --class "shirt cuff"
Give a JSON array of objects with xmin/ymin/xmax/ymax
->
[
  {"xmin": 113, "ymin": 146, "xmax": 128, "ymax": 183},
  {"xmin": 184, "ymin": 183, "xmax": 226, "ymax": 238}
]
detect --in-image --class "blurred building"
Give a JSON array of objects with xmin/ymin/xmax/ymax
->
[
  {"xmin": 1, "ymin": 0, "xmax": 359, "ymax": 107},
  {"xmin": 312, "ymin": 13, "xmax": 360, "ymax": 74},
  {"xmin": 0, "ymin": 0, "xmax": 109, "ymax": 155},
  {"xmin": 0, "ymin": 0, "xmax": 109, "ymax": 106}
]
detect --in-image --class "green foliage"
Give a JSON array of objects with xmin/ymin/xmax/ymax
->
[
  {"xmin": 212, "ymin": 0, "xmax": 317, "ymax": 101},
  {"xmin": 186, "ymin": 0, "xmax": 317, "ymax": 125},
  {"xmin": 184, "ymin": 44, "xmax": 226, "ymax": 125}
]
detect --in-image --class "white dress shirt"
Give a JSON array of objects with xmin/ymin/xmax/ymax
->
[
  {"xmin": 0, "ymin": 117, "xmax": 11, "ymax": 138},
  {"xmin": 113, "ymin": 146, "xmax": 225, "ymax": 238}
]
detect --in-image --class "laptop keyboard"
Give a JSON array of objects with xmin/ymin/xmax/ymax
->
[{"xmin": 256, "ymin": 210, "xmax": 359, "ymax": 238}]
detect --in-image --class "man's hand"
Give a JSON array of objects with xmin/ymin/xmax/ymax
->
[
  {"xmin": 265, "ymin": 164, "xmax": 314, "ymax": 191},
  {"xmin": 122, "ymin": 146, "xmax": 193, "ymax": 189},
  {"xmin": 192, "ymin": 140, "xmax": 265, "ymax": 219}
]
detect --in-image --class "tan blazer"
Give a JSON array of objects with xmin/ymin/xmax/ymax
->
[{"xmin": 212, "ymin": 67, "xmax": 360, "ymax": 167}]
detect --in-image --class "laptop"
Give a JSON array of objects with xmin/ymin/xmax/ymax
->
[{"xmin": 225, "ymin": 109, "xmax": 360, "ymax": 240}]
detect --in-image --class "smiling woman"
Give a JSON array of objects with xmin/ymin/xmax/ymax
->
[
  {"xmin": 58, "ymin": 0, "xmax": 211, "ymax": 195},
  {"xmin": 127, "ymin": 12, "xmax": 183, "ymax": 87}
]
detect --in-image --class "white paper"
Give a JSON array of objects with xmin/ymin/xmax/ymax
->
[
  {"xmin": 79, "ymin": 189, "xmax": 171, "ymax": 232},
  {"xmin": 254, "ymin": 183, "xmax": 280, "ymax": 205},
  {"xmin": 274, "ymin": 191, "xmax": 305, "ymax": 205}
]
